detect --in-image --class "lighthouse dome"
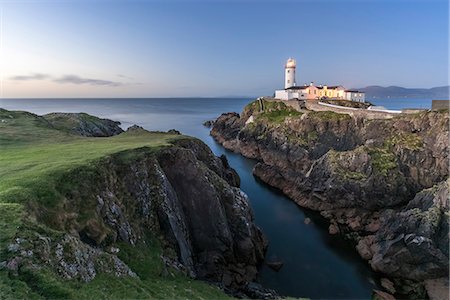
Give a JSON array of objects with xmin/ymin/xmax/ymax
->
[{"xmin": 286, "ymin": 58, "xmax": 296, "ymax": 68}]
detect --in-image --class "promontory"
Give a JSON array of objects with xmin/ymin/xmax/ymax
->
[
  {"xmin": 211, "ymin": 98, "xmax": 449, "ymax": 299},
  {"xmin": 0, "ymin": 108, "xmax": 273, "ymax": 299}
]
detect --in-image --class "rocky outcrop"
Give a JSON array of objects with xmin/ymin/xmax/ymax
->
[
  {"xmin": 369, "ymin": 181, "xmax": 449, "ymax": 281},
  {"xmin": 3, "ymin": 135, "xmax": 269, "ymax": 298},
  {"xmin": 211, "ymin": 99, "xmax": 449, "ymax": 298},
  {"xmin": 4, "ymin": 234, "xmax": 136, "ymax": 282},
  {"xmin": 44, "ymin": 112, "xmax": 124, "ymax": 136},
  {"xmin": 203, "ymin": 120, "xmax": 216, "ymax": 128}
]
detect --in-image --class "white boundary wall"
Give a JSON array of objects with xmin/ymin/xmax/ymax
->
[{"xmin": 318, "ymin": 102, "xmax": 402, "ymax": 114}]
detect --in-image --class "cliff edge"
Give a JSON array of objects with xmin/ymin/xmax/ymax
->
[
  {"xmin": 211, "ymin": 99, "xmax": 449, "ymax": 298},
  {"xmin": 0, "ymin": 109, "xmax": 271, "ymax": 299}
]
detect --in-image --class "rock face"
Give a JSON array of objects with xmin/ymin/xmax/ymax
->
[
  {"xmin": 3, "ymin": 136, "xmax": 268, "ymax": 297},
  {"xmin": 44, "ymin": 112, "xmax": 124, "ymax": 136},
  {"xmin": 369, "ymin": 181, "xmax": 449, "ymax": 280},
  {"xmin": 211, "ymin": 99, "xmax": 449, "ymax": 297}
]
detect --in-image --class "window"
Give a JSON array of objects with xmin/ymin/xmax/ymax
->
[
  {"xmin": 287, "ymin": 70, "xmax": 290, "ymax": 73},
  {"xmin": 287, "ymin": 80, "xmax": 290, "ymax": 83}
]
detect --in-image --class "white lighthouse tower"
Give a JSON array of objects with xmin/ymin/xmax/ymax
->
[{"xmin": 284, "ymin": 58, "xmax": 296, "ymax": 89}]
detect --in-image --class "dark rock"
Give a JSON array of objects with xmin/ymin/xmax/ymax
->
[
  {"xmin": 126, "ymin": 124, "xmax": 145, "ymax": 132},
  {"xmin": 328, "ymin": 223, "xmax": 339, "ymax": 235},
  {"xmin": 266, "ymin": 260, "xmax": 283, "ymax": 272},
  {"xmin": 168, "ymin": 129, "xmax": 181, "ymax": 135},
  {"xmin": 392, "ymin": 278, "xmax": 427, "ymax": 299},
  {"xmin": 44, "ymin": 112, "xmax": 124, "ymax": 137},
  {"xmin": 372, "ymin": 289, "xmax": 396, "ymax": 300},
  {"xmin": 241, "ymin": 282, "xmax": 278, "ymax": 299},
  {"xmin": 380, "ymin": 278, "xmax": 396, "ymax": 294},
  {"xmin": 203, "ymin": 120, "xmax": 215, "ymax": 128},
  {"xmin": 370, "ymin": 180, "xmax": 449, "ymax": 280},
  {"xmin": 356, "ymin": 235, "xmax": 375, "ymax": 260},
  {"xmin": 424, "ymin": 278, "xmax": 449, "ymax": 300}
]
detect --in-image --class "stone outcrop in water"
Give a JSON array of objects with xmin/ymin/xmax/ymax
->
[{"xmin": 210, "ymin": 99, "xmax": 449, "ymax": 298}]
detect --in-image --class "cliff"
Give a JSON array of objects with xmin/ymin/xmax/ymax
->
[
  {"xmin": 211, "ymin": 99, "xmax": 449, "ymax": 298},
  {"xmin": 0, "ymin": 109, "xmax": 271, "ymax": 299}
]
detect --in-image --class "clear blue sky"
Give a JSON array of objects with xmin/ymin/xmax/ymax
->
[{"xmin": 1, "ymin": 0, "xmax": 448, "ymax": 97}]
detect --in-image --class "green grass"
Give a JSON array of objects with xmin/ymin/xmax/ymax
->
[
  {"xmin": 367, "ymin": 147, "xmax": 398, "ymax": 176},
  {"xmin": 1, "ymin": 264, "xmax": 229, "ymax": 300},
  {"xmin": 0, "ymin": 203, "xmax": 24, "ymax": 258},
  {"xmin": 327, "ymin": 149, "xmax": 368, "ymax": 181},
  {"xmin": 0, "ymin": 128, "xmax": 178, "ymax": 206},
  {"xmin": 308, "ymin": 110, "xmax": 351, "ymax": 121},
  {"xmin": 385, "ymin": 132, "xmax": 423, "ymax": 150},
  {"xmin": 259, "ymin": 109, "xmax": 302, "ymax": 123},
  {"xmin": 256, "ymin": 100, "xmax": 303, "ymax": 123},
  {"xmin": 244, "ymin": 99, "xmax": 303, "ymax": 124},
  {"xmin": 0, "ymin": 236, "xmax": 230, "ymax": 300},
  {"xmin": 0, "ymin": 109, "xmax": 231, "ymax": 300}
]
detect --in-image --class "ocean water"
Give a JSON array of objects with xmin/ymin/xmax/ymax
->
[
  {"xmin": 369, "ymin": 97, "xmax": 433, "ymax": 110},
  {"xmin": 0, "ymin": 97, "xmax": 432, "ymax": 299}
]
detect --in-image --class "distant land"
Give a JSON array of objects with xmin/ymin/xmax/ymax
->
[{"xmin": 358, "ymin": 85, "xmax": 449, "ymax": 99}]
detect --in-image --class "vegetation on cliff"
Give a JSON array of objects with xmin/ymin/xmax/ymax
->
[
  {"xmin": 244, "ymin": 99, "xmax": 302, "ymax": 124},
  {"xmin": 0, "ymin": 109, "xmax": 267, "ymax": 299}
]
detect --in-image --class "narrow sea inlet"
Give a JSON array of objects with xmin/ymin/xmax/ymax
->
[{"xmin": 0, "ymin": 97, "xmax": 430, "ymax": 299}]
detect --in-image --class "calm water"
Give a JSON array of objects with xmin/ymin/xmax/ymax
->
[
  {"xmin": 369, "ymin": 97, "xmax": 433, "ymax": 110},
  {"xmin": 0, "ymin": 97, "xmax": 432, "ymax": 299}
]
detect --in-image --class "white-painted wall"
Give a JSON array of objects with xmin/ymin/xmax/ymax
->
[
  {"xmin": 275, "ymin": 89, "xmax": 308, "ymax": 100},
  {"xmin": 344, "ymin": 91, "xmax": 365, "ymax": 102},
  {"xmin": 285, "ymin": 67, "xmax": 296, "ymax": 89}
]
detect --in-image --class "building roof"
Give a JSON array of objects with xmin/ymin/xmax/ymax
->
[
  {"xmin": 286, "ymin": 58, "xmax": 296, "ymax": 68},
  {"xmin": 345, "ymin": 90, "xmax": 364, "ymax": 93},
  {"xmin": 286, "ymin": 86, "xmax": 308, "ymax": 90},
  {"xmin": 315, "ymin": 85, "xmax": 343, "ymax": 90}
]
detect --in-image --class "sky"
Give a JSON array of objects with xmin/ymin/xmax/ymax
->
[{"xmin": 0, "ymin": 0, "xmax": 448, "ymax": 98}]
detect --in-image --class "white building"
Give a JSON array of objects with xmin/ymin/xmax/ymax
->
[
  {"xmin": 344, "ymin": 90, "xmax": 365, "ymax": 102},
  {"xmin": 274, "ymin": 58, "xmax": 365, "ymax": 102}
]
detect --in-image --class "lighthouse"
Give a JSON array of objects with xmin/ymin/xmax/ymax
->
[{"xmin": 284, "ymin": 58, "xmax": 296, "ymax": 89}]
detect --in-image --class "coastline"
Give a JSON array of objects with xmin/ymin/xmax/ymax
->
[{"xmin": 210, "ymin": 98, "xmax": 449, "ymax": 299}]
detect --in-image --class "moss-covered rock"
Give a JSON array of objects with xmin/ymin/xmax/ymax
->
[{"xmin": 43, "ymin": 112, "xmax": 124, "ymax": 137}]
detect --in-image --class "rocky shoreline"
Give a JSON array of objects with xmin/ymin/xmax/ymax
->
[
  {"xmin": 0, "ymin": 110, "xmax": 275, "ymax": 299},
  {"xmin": 210, "ymin": 99, "xmax": 449, "ymax": 299}
]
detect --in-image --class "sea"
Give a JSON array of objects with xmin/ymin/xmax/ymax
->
[{"xmin": 0, "ymin": 97, "xmax": 433, "ymax": 299}]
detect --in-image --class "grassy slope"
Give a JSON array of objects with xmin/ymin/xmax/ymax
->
[{"xmin": 0, "ymin": 109, "xmax": 230, "ymax": 299}]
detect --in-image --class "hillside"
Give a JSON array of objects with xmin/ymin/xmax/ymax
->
[
  {"xmin": 0, "ymin": 109, "xmax": 271, "ymax": 299},
  {"xmin": 359, "ymin": 85, "xmax": 449, "ymax": 99}
]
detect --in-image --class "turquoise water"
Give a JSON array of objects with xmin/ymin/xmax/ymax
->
[{"xmin": 0, "ymin": 97, "xmax": 431, "ymax": 298}]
